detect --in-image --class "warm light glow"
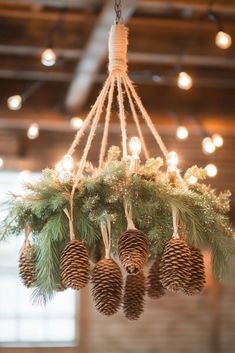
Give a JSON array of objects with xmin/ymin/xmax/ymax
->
[
  {"xmin": 167, "ymin": 151, "xmax": 178, "ymax": 168},
  {"xmin": 7, "ymin": 95, "xmax": 22, "ymax": 110},
  {"xmin": 19, "ymin": 170, "xmax": 31, "ymax": 182},
  {"xmin": 70, "ymin": 117, "xmax": 84, "ymax": 130},
  {"xmin": 205, "ymin": 164, "xmax": 218, "ymax": 177},
  {"xmin": 215, "ymin": 31, "xmax": 232, "ymax": 49},
  {"xmin": 176, "ymin": 126, "xmax": 189, "ymax": 140},
  {"xmin": 188, "ymin": 175, "xmax": 198, "ymax": 185},
  {"xmin": 202, "ymin": 137, "xmax": 216, "ymax": 154},
  {"xmin": 41, "ymin": 48, "xmax": 57, "ymax": 67},
  {"xmin": 61, "ymin": 154, "xmax": 74, "ymax": 171},
  {"xmin": 129, "ymin": 137, "xmax": 141, "ymax": 156},
  {"xmin": 27, "ymin": 123, "xmax": 39, "ymax": 140},
  {"xmin": 212, "ymin": 133, "xmax": 223, "ymax": 148},
  {"xmin": 177, "ymin": 72, "xmax": 192, "ymax": 90},
  {"xmin": 0, "ymin": 157, "xmax": 3, "ymax": 168}
]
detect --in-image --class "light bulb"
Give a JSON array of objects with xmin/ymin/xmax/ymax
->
[
  {"xmin": 55, "ymin": 161, "xmax": 63, "ymax": 173},
  {"xmin": 7, "ymin": 95, "xmax": 22, "ymax": 110},
  {"xmin": 27, "ymin": 123, "xmax": 39, "ymax": 140},
  {"xmin": 62, "ymin": 154, "xmax": 74, "ymax": 171},
  {"xmin": 129, "ymin": 137, "xmax": 141, "ymax": 157},
  {"xmin": 41, "ymin": 48, "xmax": 56, "ymax": 67},
  {"xmin": 215, "ymin": 31, "xmax": 232, "ymax": 49},
  {"xmin": 177, "ymin": 71, "xmax": 192, "ymax": 90},
  {"xmin": 176, "ymin": 126, "xmax": 189, "ymax": 140},
  {"xmin": 70, "ymin": 117, "xmax": 83, "ymax": 130},
  {"xmin": 0, "ymin": 157, "xmax": 3, "ymax": 168},
  {"xmin": 212, "ymin": 133, "xmax": 223, "ymax": 148},
  {"xmin": 167, "ymin": 151, "xmax": 178, "ymax": 168},
  {"xmin": 202, "ymin": 137, "xmax": 216, "ymax": 154},
  {"xmin": 205, "ymin": 163, "xmax": 217, "ymax": 177},
  {"xmin": 188, "ymin": 175, "xmax": 198, "ymax": 185}
]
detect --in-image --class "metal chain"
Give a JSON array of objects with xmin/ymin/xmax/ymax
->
[{"xmin": 114, "ymin": 0, "xmax": 122, "ymax": 24}]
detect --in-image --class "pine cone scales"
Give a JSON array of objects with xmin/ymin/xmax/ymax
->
[
  {"xmin": 184, "ymin": 247, "xmax": 206, "ymax": 295},
  {"xmin": 118, "ymin": 229, "xmax": 149, "ymax": 274},
  {"xmin": 160, "ymin": 238, "xmax": 191, "ymax": 292},
  {"xmin": 19, "ymin": 245, "xmax": 36, "ymax": 288},
  {"xmin": 91, "ymin": 259, "xmax": 123, "ymax": 316},
  {"xmin": 60, "ymin": 240, "xmax": 90, "ymax": 290},
  {"xmin": 147, "ymin": 256, "xmax": 165, "ymax": 299},
  {"xmin": 123, "ymin": 271, "xmax": 146, "ymax": 320}
]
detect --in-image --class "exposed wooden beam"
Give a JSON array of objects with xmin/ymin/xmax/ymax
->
[
  {"xmin": 65, "ymin": 0, "xmax": 139, "ymax": 110},
  {"xmin": 0, "ymin": 0, "xmax": 102, "ymax": 9},
  {"xmin": 0, "ymin": 45, "xmax": 82, "ymax": 59}
]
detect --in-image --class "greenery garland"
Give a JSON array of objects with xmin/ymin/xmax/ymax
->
[{"xmin": 0, "ymin": 147, "xmax": 234, "ymax": 303}]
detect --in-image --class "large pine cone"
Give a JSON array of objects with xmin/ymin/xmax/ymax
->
[
  {"xmin": 160, "ymin": 238, "xmax": 191, "ymax": 292},
  {"xmin": 123, "ymin": 271, "xmax": 146, "ymax": 320},
  {"xmin": 118, "ymin": 229, "xmax": 149, "ymax": 274},
  {"xmin": 60, "ymin": 240, "xmax": 90, "ymax": 290},
  {"xmin": 147, "ymin": 256, "xmax": 165, "ymax": 299},
  {"xmin": 184, "ymin": 247, "xmax": 205, "ymax": 295},
  {"xmin": 91, "ymin": 258, "xmax": 123, "ymax": 316},
  {"xmin": 19, "ymin": 245, "xmax": 36, "ymax": 288}
]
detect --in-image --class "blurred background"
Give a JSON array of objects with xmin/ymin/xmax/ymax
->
[{"xmin": 0, "ymin": 0, "xmax": 235, "ymax": 352}]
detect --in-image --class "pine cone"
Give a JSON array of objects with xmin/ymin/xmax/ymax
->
[
  {"xmin": 19, "ymin": 244, "xmax": 36, "ymax": 288},
  {"xmin": 118, "ymin": 229, "xmax": 149, "ymax": 274},
  {"xmin": 147, "ymin": 256, "xmax": 165, "ymax": 299},
  {"xmin": 184, "ymin": 247, "xmax": 205, "ymax": 295},
  {"xmin": 123, "ymin": 271, "xmax": 146, "ymax": 320},
  {"xmin": 91, "ymin": 258, "xmax": 123, "ymax": 316},
  {"xmin": 60, "ymin": 240, "xmax": 90, "ymax": 290},
  {"xmin": 160, "ymin": 238, "xmax": 191, "ymax": 292}
]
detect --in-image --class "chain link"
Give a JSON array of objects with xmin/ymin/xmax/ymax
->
[{"xmin": 114, "ymin": 0, "xmax": 122, "ymax": 24}]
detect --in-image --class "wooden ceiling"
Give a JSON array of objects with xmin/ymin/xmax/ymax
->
[{"xmin": 0, "ymin": 0, "xmax": 235, "ymax": 221}]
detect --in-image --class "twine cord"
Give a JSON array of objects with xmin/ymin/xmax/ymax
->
[
  {"xmin": 64, "ymin": 208, "xmax": 75, "ymax": 241},
  {"xmin": 24, "ymin": 224, "xmax": 31, "ymax": 248},
  {"xmin": 172, "ymin": 206, "xmax": 180, "ymax": 239},
  {"xmin": 124, "ymin": 201, "xmax": 136, "ymax": 230},
  {"xmin": 117, "ymin": 74, "xmax": 128, "ymax": 159},
  {"xmin": 100, "ymin": 220, "xmax": 111, "ymax": 259},
  {"xmin": 108, "ymin": 24, "xmax": 128, "ymax": 74}
]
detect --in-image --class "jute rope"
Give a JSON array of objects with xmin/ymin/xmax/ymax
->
[
  {"xmin": 124, "ymin": 201, "xmax": 135, "ymax": 230},
  {"xmin": 172, "ymin": 206, "xmax": 179, "ymax": 239},
  {"xmin": 24, "ymin": 224, "xmax": 31, "ymax": 248},
  {"xmin": 100, "ymin": 220, "xmax": 111, "ymax": 259},
  {"xmin": 108, "ymin": 24, "xmax": 128, "ymax": 74},
  {"xmin": 117, "ymin": 74, "xmax": 128, "ymax": 159}
]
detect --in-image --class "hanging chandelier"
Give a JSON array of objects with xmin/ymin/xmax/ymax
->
[{"xmin": 0, "ymin": 1, "xmax": 234, "ymax": 320}]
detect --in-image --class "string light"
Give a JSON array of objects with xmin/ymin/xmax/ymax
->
[
  {"xmin": 0, "ymin": 157, "xmax": 3, "ymax": 168},
  {"xmin": 61, "ymin": 154, "xmax": 74, "ymax": 171},
  {"xmin": 215, "ymin": 31, "xmax": 232, "ymax": 49},
  {"xmin": 176, "ymin": 126, "xmax": 189, "ymax": 140},
  {"xmin": 202, "ymin": 137, "xmax": 216, "ymax": 154},
  {"xmin": 167, "ymin": 151, "xmax": 178, "ymax": 168},
  {"xmin": 55, "ymin": 155, "xmax": 74, "ymax": 183},
  {"xmin": 205, "ymin": 163, "xmax": 217, "ymax": 177},
  {"xmin": 70, "ymin": 117, "xmax": 84, "ymax": 130},
  {"xmin": 41, "ymin": 48, "xmax": 57, "ymax": 67},
  {"xmin": 177, "ymin": 71, "xmax": 192, "ymax": 90},
  {"xmin": 212, "ymin": 133, "xmax": 223, "ymax": 148},
  {"xmin": 27, "ymin": 123, "xmax": 39, "ymax": 140},
  {"xmin": 188, "ymin": 175, "xmax": 198, "ymax": 185},
  {"xmin": 19, "ymin": 170, "xmax": 31, "ymax": 182},
  {"xmin": 7, "ymin": 95, "xmax": 22, "ymax": 110},
  {"xmin": 129, "ymin": 137, "xmax": 141, "ymax": 157}
]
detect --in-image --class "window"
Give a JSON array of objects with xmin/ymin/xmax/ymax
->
[{"xmin": 0, "ymin": 172, "xmax": 77, "ymax": 346}]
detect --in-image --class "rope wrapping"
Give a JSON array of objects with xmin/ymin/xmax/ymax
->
[{"xmin": 108, "ymin": 24, "xmax": 128, "ymax": 74}]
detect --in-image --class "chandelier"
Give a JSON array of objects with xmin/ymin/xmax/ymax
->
[{"xmin": 0, "ymin": 0, "xmax": 233, "ymax": 320}]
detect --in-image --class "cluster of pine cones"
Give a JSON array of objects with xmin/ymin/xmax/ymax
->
[{"xmin": 19, "ymin": 229, "xmax": 205, "ymax": 321}]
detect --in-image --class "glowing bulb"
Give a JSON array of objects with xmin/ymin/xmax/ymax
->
[
  {"xmin": 41, "ymin": 48, "xmax": 56, "ymax": 67},
  {"xmin": 176, "ymin": 126, "xmax": 189, "ymax": 140},
  {"xmin": 70, "ymin": 117, "xmax": 83, "ymax": 130},
  {"xmin": 0, "ymin": 157, "xmax": 3, "ymax": 168},
  {"xmin": 7, "ymin": 95, "xmax": 22, "ymax": 110},
  {"xmin": 129, "ymin": 137, "xmax": 141, "ymax": 157},
  {"xmin": 212, "ymin": 133, "xmax": 223, "ymax": 148},
  {"xmin": 177, "ymin": 71, "xmax": 192, "ymax": 90},
  {"xmin": 215, "ymin": 31, "xmax": 232, "ymax": 49},
  {"xmin": 27, "ymin": 123, "xmax": 39, "ymax": 140},
  {"xmin": 61, "ymin": 154, "xmax": 74, "ymax": 171},
  {"xmin": 188, "ymin": 175, "xmax": 198, "ymax": 185},
  {"xmin": 202, "ymin": 137, "xmax": 216, "ymax": 154},
  {"xmin": 205, "ymin": 164, "xmax": 217, "ymax": 177},
  {"xmin": 167, "ymin": 151, "xmax": 178, "ymax": 168}
]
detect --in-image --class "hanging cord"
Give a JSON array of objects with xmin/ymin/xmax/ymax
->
[
  {"xmin": 114, "ymin": 0, "xmax": 122, "ymax": 24},
  {"xmin": 64, "ymin": 208, "xmax": 75, "ymax": 241},
  {"xmin": 122, "ymin": 77, "xmax": 149, "ymax": 160},
  {"xmin": 23, "ymin": 224, "xmax": 31, "ymax": 249},
  {"xmin": 124, "ymin": 200, "xmax": 136, "ymax": 230},
  {"xmin": 117, "ymin": 74, "xmax": 128, "ymax": 159},
  {"xmin": 108, "ymin": 24, "xmax": 128, "ymax": 74},
  {"xmin": 125, "ymin": 75, "xmax": 168, "ymax": 158},
  {"xmin": 98, "ymin": 76, "xmax": 115, "ymax": 170},
  {"xmin": 172, "ymin": 206, "xmax": 180, "ymax": 239},
  {"xmin": 100, "ymin": 220, "xmax": 112, "ymax": 259}
]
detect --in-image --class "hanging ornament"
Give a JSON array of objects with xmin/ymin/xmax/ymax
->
[
  {"xmin": 184, "ymin": 247, "xmax": 206, "ymax": 295},
  {"xmin": 18, "ymin": 226, "xmax": 36, "ymax": 288},
  {"xmin": 147, "ymin": 256, "xmax": 165, "ymax": 299},
  {"xmin": 123, "ymin": 271, "xmax": 146, "ymax": 320}
]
